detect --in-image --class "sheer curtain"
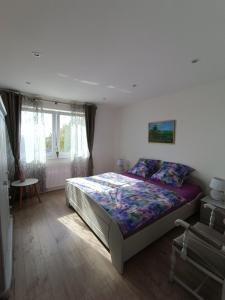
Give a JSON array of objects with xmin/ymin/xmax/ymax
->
[
  {"xmin": 20, "ymin": 97, "xmax": 46, "ymax": 191},
  {"xmin": 70, "ymin": 104, "xmax": 89, "ymax": 177}
]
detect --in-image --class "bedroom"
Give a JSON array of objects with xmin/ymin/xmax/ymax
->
[{"xmin": 0, "ymin": 0, "xmax": 225, "ymax": 299}]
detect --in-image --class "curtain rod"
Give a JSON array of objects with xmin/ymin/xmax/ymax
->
[
  {"xmin": 35, "ymin": 98, "xmax": 83, "ymax": 106},
  {"xmin": 0, "ymin": 88, "xmax": 95, "ymax": 106}
]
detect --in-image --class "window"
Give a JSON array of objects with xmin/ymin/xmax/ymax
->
[
  {"xmin": 21, "ymin": 106, "xmax": 88, "ymax": 161},
  {"xmin": 44, "ymin": 113, "xmax": 53, "ymax": 154},
  {"xmin": 46, "ymin": 111, "xmax": 87, "ymax": 159},
  {"xmin": 20, "ymin": 109, "xmax": 46, "ymax": 164},
  {"xmin": 59, "ymin": 114, "xmax": 71, "ymax": 154}
]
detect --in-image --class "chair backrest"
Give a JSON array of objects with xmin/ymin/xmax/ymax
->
[{"xmin": 190, "ymin": 223, "xmax": 225, "ymax": 251}]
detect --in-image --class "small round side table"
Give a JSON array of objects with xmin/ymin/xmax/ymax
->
[{"xmin": 11, "ymin": 178, "xmax": 41, "ymax": 208}]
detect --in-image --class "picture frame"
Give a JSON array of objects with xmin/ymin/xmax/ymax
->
[{"xmin": 148, "ymin": 120, "xmax": 176, "ymax": 144}]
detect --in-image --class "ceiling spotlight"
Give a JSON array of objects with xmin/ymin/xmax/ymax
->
[
  {"xmin": 80, "ymin": 80, "xmax": 99, "ymax": 86},
  {"xmin": 25, "ymin": 81, "xmax": 31, "ymax": 85},
  {"xmin": 57, "ymin": 73, "xmax": 69, "ymax": 78},
  {"xmin": 191, "ymin": 58, "xmax": 200, "ymax": 64},
  {"xmin": 32, "ymin": 50, "xmax": 41, "ymax": 57}
]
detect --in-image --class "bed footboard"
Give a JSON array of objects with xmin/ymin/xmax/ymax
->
[{"xmin": 66, "ymin": 181, "xmax": 125, "ymax": 273}]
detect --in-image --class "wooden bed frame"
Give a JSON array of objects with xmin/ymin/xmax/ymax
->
[{"xmin": 65, "ymin": 180, "xmax": 203, "ymax": 273}]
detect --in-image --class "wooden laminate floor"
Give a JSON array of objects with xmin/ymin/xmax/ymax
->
[{"xmin": 10, "ymin": 190, "xmax": 220, "ymax": 300}]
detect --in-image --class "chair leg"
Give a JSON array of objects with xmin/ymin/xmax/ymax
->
[
  {"xmin": 169, "ymin": 246, "xmax": 176, "ymax": 283},
  {"xmin": 19, "ymin": 187, "xmax": 23, "ymax": 209},
  {"xmin": 34, "ymin": 184, "xmax": 41, "ymax": 203},
  {"xmin": 12, "ymin": 187, "xmax": 16, "ymax": 204}
]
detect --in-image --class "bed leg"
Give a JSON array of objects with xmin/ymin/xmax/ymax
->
[
  {"xmin": 109, "ymin": 222, "xmax": 124, "ymax": 274},
  {"xmin": 65, "ymin": 195, "xmax": 71, "ymax": 208},
  {"xmin": 169, "ymin": 246, "xmax": 176, "ymax": 283},
  {"xmin": 111, "ymin": 252, "xmax": 124, "ymax": 274},
  {"xmin": 67, "ymin": 201, "xmax": 72, "ymax": 208}
]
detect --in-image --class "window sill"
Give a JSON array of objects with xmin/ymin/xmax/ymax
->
[
  {"xmin": 47, "ymin": 156, "xmax": 70, "ymax": 160},
  {"xmin": 46, "ymin": 158, "xmax": 71, "ymax": 165}
]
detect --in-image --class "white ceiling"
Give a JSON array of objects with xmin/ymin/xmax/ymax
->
[{"xmin": 0, "ymin": 0, "xmax": 225, "ymax": 105}]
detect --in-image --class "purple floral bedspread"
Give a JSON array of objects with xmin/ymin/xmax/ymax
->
[{"xmin": 68, "ymin": 172, "xmax": 187, "ymax": 238}]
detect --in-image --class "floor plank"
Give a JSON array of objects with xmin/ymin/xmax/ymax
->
[{"xmin": 10, "ymin": 190, "xmax": 220, "ymax": 300}]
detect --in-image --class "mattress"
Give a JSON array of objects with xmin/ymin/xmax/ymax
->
[{"xmin": 67, "ymin": 172, "xmax": 202, "ymax": 238}]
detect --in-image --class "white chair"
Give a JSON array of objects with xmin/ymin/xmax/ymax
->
[{"xmin": 170, "ymin": 203, "xmax": 225, "ymax": 300}]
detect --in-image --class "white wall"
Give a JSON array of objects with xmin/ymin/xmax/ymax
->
[{"xmin": 115, "ymin": 79, "xmax": 225, "ymax": 190}]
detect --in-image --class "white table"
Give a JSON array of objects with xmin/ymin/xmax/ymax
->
[{"xmin": 11, "ymin": 178, "xmax": 41, "ymax": 208}]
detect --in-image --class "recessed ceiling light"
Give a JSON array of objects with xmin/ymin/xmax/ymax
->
[
  {"xmin": 25, "ymin": 81, "xmax": 31, "ymax": 85},
  {"xmin": 191, "ymin": 58, "xmax": 200, "ymax": 64},
  {"xmin": 80, "ymin": 80, "xmax": 99, "ymax": 86},
  {"xmin": 118, "ymin": 88, "xmax": 132, "ymax": 94},
  {"xmin": 57, "ymin": 73, "xmax": 69, "ymax": 78},
  {"xmin": 32, "ymin": 50, "xmax": 41, "ymax": 58},
  {"xmin": 132, "ymin": 84, "xmax": 137, "ymax": 88}
]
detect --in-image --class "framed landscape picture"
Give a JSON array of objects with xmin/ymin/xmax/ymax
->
[{"xmin": 148, "ymin": 120, "xmax": 176, "ymax": 144}]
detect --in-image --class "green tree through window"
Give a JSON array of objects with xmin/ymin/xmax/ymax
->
[{"xmin": 59, "ymin": 121, "xmax": 71, "ymax": 152}]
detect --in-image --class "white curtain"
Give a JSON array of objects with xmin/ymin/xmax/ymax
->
[
  {"xmin": 70, "ymin": 104, "xmax": 89, "ymax": 177},
  {"xmin": 20, "ymin": 97, "xmax": 46, "ymax": 191}
]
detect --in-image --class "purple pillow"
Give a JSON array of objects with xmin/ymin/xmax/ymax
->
[
  {"xmin": 151, "ymin": 161, "xmax": 194, "ymax": 187},
  {"xmin": 127, "ymin": 159, "xmax": 159, "ymax": 178}
]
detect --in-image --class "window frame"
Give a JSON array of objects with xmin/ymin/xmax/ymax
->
[
  {"xmin": 46, "ymin": 112, "xmax": 56, "ymax": 159},
  {"xmin": 56, "ymin": 112, "xmax": 73, "ymax": 159},
  {"xmin": 21, "ymin": 106, "xmax": 86, "ymax": 160},
  {"xmin": 44, "ymin": 112, "xmax": 54, "ymax": 157},
  {"xmin": 45, "ymin": 110, "xmax": 73, "ymax": 160}
]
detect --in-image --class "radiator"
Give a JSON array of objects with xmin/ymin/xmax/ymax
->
[{"xmin": 46, "ymin": 161, "xmax": 72, "ymax": 190}]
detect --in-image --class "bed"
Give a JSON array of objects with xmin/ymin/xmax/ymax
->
[{"xmin": 65, "ymin": 172, "xmax": 203, "ymax": 273}]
